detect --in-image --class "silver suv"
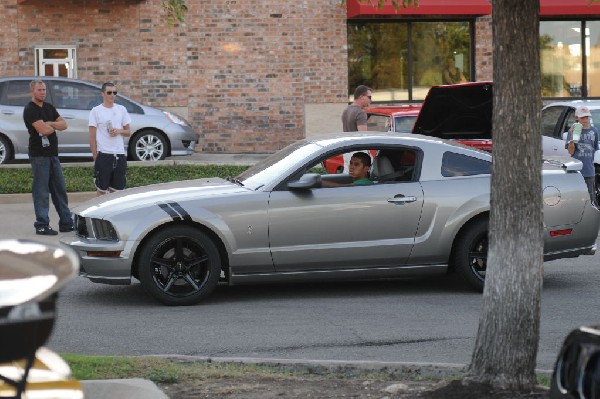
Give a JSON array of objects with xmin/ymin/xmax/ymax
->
[{"xmin": 0, "ymin": 76, "xmax": 197, "ymax": 164}]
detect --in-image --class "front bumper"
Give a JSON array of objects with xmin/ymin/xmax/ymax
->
[
  {"xmin": 59, "ymin": 235, "xmax": 133, "ymax": 285},
  {"xmin": 164, "ymin": 124, "xmax": 197, "ymax": 156}
]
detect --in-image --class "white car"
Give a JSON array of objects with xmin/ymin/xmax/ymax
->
[{"xmin": 542, "ymin": 100, "xmax": 600, "ymax": 203}]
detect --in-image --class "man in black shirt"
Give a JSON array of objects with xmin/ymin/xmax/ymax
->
[{"xmin": 23, "ymin": 80, "xmax": 73, "ymax": 235}]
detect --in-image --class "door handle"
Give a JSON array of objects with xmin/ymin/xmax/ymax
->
[
  {"xmin": 1, "ymin": 110, "xmax": 14, "ymax": 115},
  {"xmin": 61, "ymin": 115, "xmax": 76, "ymax": 119},
  {"xmin": 387, "ymin": 194, "xmax": 417, "ymax": 204}
]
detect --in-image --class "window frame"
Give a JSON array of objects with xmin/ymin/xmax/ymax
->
[{"xmin": 34, "ymin": 46, "xmax": 77, "ymax": 79}]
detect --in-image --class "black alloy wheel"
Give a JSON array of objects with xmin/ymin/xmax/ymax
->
[
  {"xmin": 138, "ymin": 226, "xmax": 221, "ymax": 305},
  {"xmin": 451, "ymin": 218, "xmax": 488, "ymax": 292}
]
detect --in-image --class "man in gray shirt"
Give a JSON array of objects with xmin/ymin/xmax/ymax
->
[{"xmin": 342, "ymin": 85, "xmax": 372, "ymax": 132}]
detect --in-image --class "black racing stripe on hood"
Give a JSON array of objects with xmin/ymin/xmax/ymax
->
[
  {"xmin": 168, "ymin": 202, "xmax": 192, "ymax": 221},
  {"xmin": 158, "ymin": 203, "xmax": 182, "ymax": 221}
]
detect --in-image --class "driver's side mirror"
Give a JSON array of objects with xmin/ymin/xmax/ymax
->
[{"xmin": 287, "ymin": 173, "xmax": 322, "ymax": 190}]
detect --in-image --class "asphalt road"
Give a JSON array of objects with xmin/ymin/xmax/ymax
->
[
  {"xmin": 2, "ymin": 193, "xmax": 598, "ymax": 372},
  {"xmin": 45, "ymin": 237, "xmax": 599, "ymax": 371}
]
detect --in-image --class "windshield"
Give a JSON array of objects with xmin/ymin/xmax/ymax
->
[{"xmin": 236, "ymin": 141, "xmax": 323, "ymax": 190}]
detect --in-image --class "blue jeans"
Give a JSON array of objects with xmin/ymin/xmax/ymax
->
[{"xmin": 30, "ymin": 156, "xmax": 73, "ymax": 229}]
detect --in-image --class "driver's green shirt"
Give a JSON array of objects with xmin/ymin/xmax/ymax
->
[{"xmin": 354, "ymin": 178, "xmax": 373, "ymax": 186}]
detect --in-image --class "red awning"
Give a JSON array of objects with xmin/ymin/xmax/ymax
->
[{"xmin": 348, "ymin": 0, "xmax": 600, "ymax": 18}]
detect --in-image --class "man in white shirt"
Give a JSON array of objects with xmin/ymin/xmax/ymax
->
[{"xmin": 88, "ymin": 82, "xmax": 132, "ymax": 196}]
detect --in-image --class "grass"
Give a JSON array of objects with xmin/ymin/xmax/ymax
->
[
  {"xmin": 61, "ymin": 354, "xmax": 551, "ymax": 388},
  {"xmin": 62, "ymin": 354, "xmax": 349, "ymax": 383},
  {"xmin": 0, "ymin": 164, "xmax": 249, "ymax": 194}
]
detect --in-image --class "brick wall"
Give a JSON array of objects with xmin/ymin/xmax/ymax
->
[{"xmin": 1, "ymin": 0, "xmax": 492, "ymax": 153}]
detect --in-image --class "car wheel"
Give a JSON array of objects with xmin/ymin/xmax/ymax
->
[
  {"xmin": 137, "ymin": 226, "xmax": 221, "ymax": 305},
  {"xmin": 129, "ymin": 130, "xmax": 167, "ymax": 161},
  {"xmin": 451, "ymin": 218, "xmax": 488, "ymax": 292},
  {"xmin": 0, "ymin": 135, "xmax": 12, "ymax": 164}
]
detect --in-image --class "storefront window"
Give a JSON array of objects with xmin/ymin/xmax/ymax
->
[
  {"xmin": 586, "ymin": 21, "xmax": 600, "ymax": 97},
  {"xmin": 347, "ymin": 21, "xmax": 471, "ymax": 102},
  {"xmin": 540, "ymin": 20, "xmax": 600, "ymax": 98},
  {"xmin": 540, "ymin": 21, "xmax": 582, "ymax": 97}
]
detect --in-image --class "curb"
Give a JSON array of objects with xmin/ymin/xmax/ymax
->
[{"xmin": 81, "ymin": 378, "xmax": 168, "ymax": 399}]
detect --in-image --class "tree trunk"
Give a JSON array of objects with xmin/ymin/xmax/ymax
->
[{"xmin": 466, "ymin": 0, "xmax": 543, "ymax": 391}]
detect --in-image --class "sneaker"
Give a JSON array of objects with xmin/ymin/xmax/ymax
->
[
  {"xmin": 59, "ymin": 225, "xmax": 74, "ymax": 232},
  {"xmin": 36, "ymin": 226, "xmax": 58, "ymax": 236}
]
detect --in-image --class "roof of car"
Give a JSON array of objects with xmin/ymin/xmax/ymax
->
[
  {"xmin": 543, "ymin": 100, "xmax": 600, "ymax": 109},
  {"xmin": 365, "ymin": 104, "xmax": 422, "ymax": 116}
]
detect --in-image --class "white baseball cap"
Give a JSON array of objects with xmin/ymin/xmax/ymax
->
[{"xmin": 575, "ymin": 106, "xmax": 592, "ymax": 118}]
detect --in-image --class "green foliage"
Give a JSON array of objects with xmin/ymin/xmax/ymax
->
[
  {"xmin": 161, "ymin": 0, "xmax": 188, "ymax": 26},
  {"xmin": 0, "ymin": 164, "xmax": 249, "ymax": 194}
]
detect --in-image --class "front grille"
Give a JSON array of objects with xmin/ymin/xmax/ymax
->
[{"xmin": 74, "ymin": 214, "xmax": 88, "ymax": 237}]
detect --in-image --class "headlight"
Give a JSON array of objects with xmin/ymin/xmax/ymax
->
[
  {"xmin": 74, "ymin": 215, "xmax": 118, "ymax": 241},
  {"xmin": 91, "ymin": 218, "xmax": 118, "ymax": 241},
  {"xmin": 163, "ymin": 111, "xmax": 190, "ymax": 126}
]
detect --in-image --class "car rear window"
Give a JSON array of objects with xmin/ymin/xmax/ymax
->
[{"xmin": 441, "ymin": 152, "xmax": 491, "ymax": 177}]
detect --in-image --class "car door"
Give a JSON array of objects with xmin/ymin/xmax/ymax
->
[
  {"xmin": 267, "ymin": 166, "xmax": 424, "ymax": 273},
  {"xmin": 542, "ymin": 105, "xmax": 572, "ymax": 157},
  {"xmin": 46, "ymin": 80, "xmax": 101, "ymax": 155},
  {"xmin": 0, "ymin": 80, "xmax": 32, "ymax": 158}
]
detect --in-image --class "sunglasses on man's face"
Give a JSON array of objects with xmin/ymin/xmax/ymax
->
[{"xmin": 105, "ymin": 91, "xmax": 117, "ymax": 95}]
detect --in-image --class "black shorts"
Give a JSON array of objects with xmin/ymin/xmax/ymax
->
[{"xmin": 94, "ymin": 152, "xmax": 127, "ymax": 192}]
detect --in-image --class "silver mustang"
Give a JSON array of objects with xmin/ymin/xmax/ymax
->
[{"xmin": 60, "ymin": 133, "xmax": 600, "ymax": 305}]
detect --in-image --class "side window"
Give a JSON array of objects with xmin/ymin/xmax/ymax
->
[
  {"xmin": 115, "ymin": 97, "xmax": 143, "ymax": 114},
  {"xmin": 441, "ymin": 152, "xmax": 491, "ymax": 177},
  {"xmin": 564, "ymin": 109, "xmax": 576, "ymax": 134},
  {"xmin": 541, "ymin": 106, "xmax": 566, "ymax": 138},
  {"xmin": 49, "ymin": 81, "xmax": 100, "ymax": 110},
  {"xmin": 371, "ymin": 148, "xmax": 418, "ymax": 183},
  {"xmin": 590, "ymin": 110, "xmax": 600, "ymax": 129},
  {"xmin": 367, "ymin": 114, "xmax": 390, "ymax": 132},
  {"xmin": 0, "ymin": 81, "xmax": 31, "ymax": 106},
  {"xmin": 394, "ymin": 116, "xmax": 417, "ymax": 133}
]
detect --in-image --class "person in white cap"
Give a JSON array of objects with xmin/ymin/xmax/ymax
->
[{"xmin": 565, "ymin": 106, "xmax": 599, "ymax": 206}]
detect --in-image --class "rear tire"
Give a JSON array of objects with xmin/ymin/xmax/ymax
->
[
  {"xmin": 0, "ymin": 135, "xmax": 13, "ymax": 164},
  {"xmin": 451, "ymin": 219, "xmax": 488, "ymax": 292},
  {"xmin": 137, "ymin": 226, "xmax": 221, "ymax": 305}
]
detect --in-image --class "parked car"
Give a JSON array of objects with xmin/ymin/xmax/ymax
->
[
  {"xmin": 323, "ymin": 105, "xmax": 421, "ymax": 173},
  {"xmin": 324, "ymin": 89, "xmax": 493, "ymax": 174},
  {"xmin": 542, "ymin": 100, "xmax": 600, "ymax": 204},
  {"xmin": 0, "ymin": 239, "xmax": 82, "ymax": 398},
  {"xmin": 0, "ymin": 76, "xmax": 197, "ymax": 164},
  {"xmin": 60, "ymin": 132, "xmax": 599, "ymax": 305},
  {"xmin": 366, "ymin": 105, "xmax": 421, "ymax": 133},
  {"xmin": 550, "ymin": 324, "xmax": 600, "ymax": 399},
  {"xmin": 415, "ymin": 82, "xmax": 600, "ymax": 204}
]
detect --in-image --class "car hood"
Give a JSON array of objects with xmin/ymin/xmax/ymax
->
[
  {"xmin": 412, "ymin": 82, "xmax": 493, "ymax": 140},
  {"xmin": 72, "ymin": 178, "xmax": 246, "ymax": 217}
]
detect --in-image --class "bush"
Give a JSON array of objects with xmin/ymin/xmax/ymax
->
[{"xmin": 0, "ymin": 164, "xmax": 250, "ymax": 194}]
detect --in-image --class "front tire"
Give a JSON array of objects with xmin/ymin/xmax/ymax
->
[
  {"xmin": 451, "ymin": 218, "xmax": 488, "ymax": 292},
  {"xmin": 138, "ymin": 226, "xmax": 221, "ymax": 305},
  {"xmin": 129, "ymin": 130, "xmax": 168, "ymax": 161},
  {"xmin": 0, "ymin": 135, "xmax": 13, "ymax": 164}
]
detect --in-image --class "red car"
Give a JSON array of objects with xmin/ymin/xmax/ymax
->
[
  {"xmin": 323, "ymin": 105, "xmax": 421, "ymax": 173},
  {"xmin": 324, "ymin": 84, "xmax": 496, "ymax": 174}
]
